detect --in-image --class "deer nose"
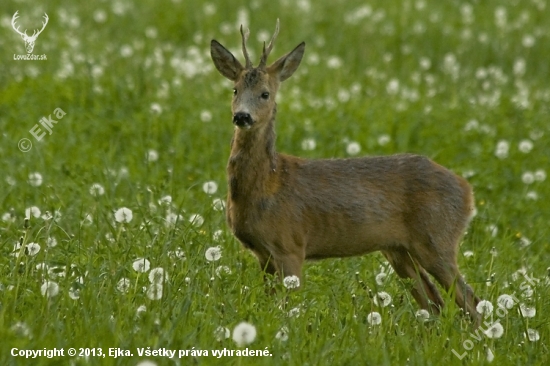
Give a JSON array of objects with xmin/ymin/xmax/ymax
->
[{"xmin": 233, "ymin": 112, "xmax": 253, "ymax": 128}]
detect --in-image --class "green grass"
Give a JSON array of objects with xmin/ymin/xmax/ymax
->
[{"xmin": 1, "ymin": 0, "xmax": 549, "ymax": 365}]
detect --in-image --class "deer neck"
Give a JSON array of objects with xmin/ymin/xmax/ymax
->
[{"xmin": 227, "ymin": 109, "xmax": 278, "ymax": 202}]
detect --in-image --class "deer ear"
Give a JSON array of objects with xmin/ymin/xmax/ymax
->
[
  {"xmin": 211, "ymin": 40, "xmax": 244, "ymax": 81},
  {"xmin": 267, "ymin": 42, "xmax": 305, "ymax": 82}
]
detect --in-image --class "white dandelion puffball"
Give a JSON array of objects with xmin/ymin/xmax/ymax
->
[
  {"xmin": 494, "ymin": 140, "xmax": 509, "ymax": 159},
  {"xmin": 148, "ymin": 267, "xmax": 167, "ymax": 284},
  {"xmin": 301, "ymin": 138, "xmax": 316, "ymax": 151},
  {"xmin": 214, "ymin": 326, "xmax": 230, "ymax": 341},
  {"xmin": 526, "ymin": 328, "xmax": 540, "ymax": 342},
  {"xmin": 484, "ymin": 322, "xmax": 504, "ymax": 339},
  {"xmin": 146, "ymin": 284, "xmax": 163, "ymax": 300},
  {"xmin": 132, "ymin": 258, "xmax": 151, "ymax": 273},
  {"xmin": 147, "ymin": 149, "xmax": 159, "ymax": 162},
  {"xmin": 415, "ymin": 309, "xmax": 430, "ymax": 322},
  {"xmin": 346, "ymin": 141, "xmax": 361, "ymax": 155},
  {"xmin": 114, "ymin": 207, "xmax": 133, "ymax": 223},
  {"xmin": 25, "ymin": 243, "xmax": 41, "ymax": 256},
  {"xmin": 202, "ymin": 181, "xmax": 218, "ymax": 194},
  {"xmin": 25, "ymin": 206, "xmax": 41, "ymax": 219},
  {"xmin": 41, "ymin": 281, "xmax": 59, "ymax": 298},
  {"xmin": 283, "ymin": 275, "xmax": 300, "ymax": 289},
  {"xmin": 497, "ymin": 294, "xmax": 516, "ymax": 309},
  {"xmin": 374, "ymin": 292, "xmax": 392, "ymax": 307},
  {"xmin": 367, "ymin": 311, "xmax": 382, "ymax": 326},
  {"xmin": 200, "ymin": 110, "xmax": 212, "ymax": 122},
  {"xmin": 189, "ymin": 213, "xmax": 204, "ymax": 227},
  {"xmin": 476, "ymin": 300, "xmax": 494, "ymax": 317},
  {"xmin": 520, "ymin": 304, "xmax": 536, "ymax": 318},
  {"xmin": 117, "ymin": 278, "xmax": 131, "ymax": 293},
  {"xmin": 28, "ymin": 172, "xmax": 43, "ymax": 187},
  {"xmin": 89, "ymin": 183, "xmax": 105, "ymax": 196},
  {"xmin": 375, "ymin": 272, "xmax": 388, "ymax": 286},
  {"xmin": 232, "ymin": 322, "xmax": 257, "ymax": 347},
  {"xmin": 518, "ymin": 139, "xmax": 533, "ymax": 153},
  {"xmin": 212, "ymin": 198, "xmax": 226, "ymax": 211},
  {"xmin": 205, "ymin": 246, "xmax": 222, "ymax": 262},
  {"xmin": 275, "ymin": 326, "xmax": 289, "ymax": 341}
]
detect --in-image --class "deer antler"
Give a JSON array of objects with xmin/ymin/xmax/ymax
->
[
  {"xmin": 33, "ymin": 13, "xmax": 49, "ymax": 38},
  {"xmin": 259, "ymin": 19, "xmax": 280, "ymax": 68},
  {"xmin": 240, "ymin": 25, "xmax": 252, "ymax": 69},
  {"xmin": 11, "ymin": 11, "xmax": 28, "ymax": 37}
]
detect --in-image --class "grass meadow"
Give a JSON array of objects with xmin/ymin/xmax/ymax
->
[{"xmin": 1, "ymin": 0, "xmax": 549, "ymax": 365}]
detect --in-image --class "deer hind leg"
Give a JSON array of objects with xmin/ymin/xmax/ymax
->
[
  {"xmin": 410, "ymin": 241, "xmax": 480, "ymax": 323},
  {"xmin": 382, "ymin": 249, "xmax": 445, "ymax": 314}
]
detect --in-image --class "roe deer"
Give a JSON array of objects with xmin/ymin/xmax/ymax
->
[{"xmin": 210, "ymin": 20, "xmax": 480, "ymax": 321}]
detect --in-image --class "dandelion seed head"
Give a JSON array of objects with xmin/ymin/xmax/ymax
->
[
  {"xmin": 522, "ymin": 172, "xmax": 535, "ymax": 185},
  {"xmin": 367, "ymin": 311, "xmax": 382, "ymax": 325},
  {"xmin": 147, "ymin": 149, "xmax": 159, "ymax": 162},
  {"xmin": 25, "ymin": 243, "xmax": 41, "ymax": 256},
  {"xmin": 25, "ymin": 206, "xmax": 41, "ymax": 219},
  {"xmin": 189, "ymin": 213, "xmax": 204, "ymax": 226},
  {"xmin": 214, "ymin": 326, "xmax": 230, "ymax": 341},
  {"xmin": 484, "ymin": 322, "xmax": 504, "ymax": 338},
  {"xmin": 275, "ymin": 326, "xmax": 289, "ymax": 341},
  {"xmin": 346, "ymin": 141, "xmax": 361, "ymax": 155},
  {"xmin": 89, "ymin": 183, "xmax": 105, "ymax": 196},
  {"xmin": 520, "ymin": 304, "xmax": 536, "ymax": 318},
  {"xmin": 283, "ymin": 275, "xmax": 300, "ymax": 289},
  {"xmin": 476, "ymin": 300, "xmax": 494, "ymax": 317},
  {"xmin": 200, "ymin": 110, "xmax": 212, "ymax": 122},
  {"xmin": 148, "ymin": 267, "xmax": 167, "ymax": 284},
  {"xmin": 375, "ymin": 272, "xmax": 388, "ymax": 286},
  {"xmin": 28, "ymin": 172, "xmax": 43, "ymax": 187},
  {"xmin": 205, "ymin": 246, "xmax": 222, "ymax": 262},
  {"xmin": 212, "ymin": 198, "xmax": 225, "ymax": 211},
  {"xmin": 526, "ymin": 328, "xmax": 540, "ymax": 342},
  {"xmin": 114, "ymin": 207, "xmax": 133, "ymax": 223},
  {"xmin": 534, "ymin": 169, "xmax": 546, "ymax": 181},
  {"xmin": 215, "ymin": 265, "xmax": 231, "ymax": 278},
  {"xmin": 202, "ymin": 181, "xmax": 218, "ymax": 194},
  {"xmin": 146, "ymin": 284, "xmax": 163, "ymax": 300},
  {"xmin": 518, "ymin": 139, "xmax": 533, "ymax": 153},
  {"xmin": 287, "ymin": 306, "xmax": 301, "ymax": 318},
  {"xmin": 377, "ymin": 134, "xmax": 391, "ymax": 146},
  {"xmin": 150, "ymin": 103, "xmax": 162, "ymax": 114},
  {"xmin": 117, "ymin": 278, "xmax": 131, "ymax": 293},
  {"xmin": 301, "ymin": 138, "xmax": 316, "ymax": 151},
  {"xmin": 132, "ymin": 258, "xmax": 151, "ymax": 273},
  {"xmin": 232, "ymin": 322, "xmax": 257, "ymax": 347},
  {"xmin": 415, "ymin": 309, "xmax": 430, "ymax": 322},
  {"xmin": 11, "ymin": 322, "xmax": 32, "ymax": 338},
  {"xmin": 41, "ymin": 281, "xmax": 60, "ymax": 298},
  {"xmin": 374, "ymin": 291, "xmax": 392, "ymax": 307},
  {"xmin": 495, "ymin": 140, "xmax": 509, "ymax": 159},
  {"xmin": 68, "ymin": 287, "xmax": 80, "ymax": 300}
]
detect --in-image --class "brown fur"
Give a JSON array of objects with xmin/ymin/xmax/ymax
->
[{"xmin": 210, "ymin": 21, "xmax": 480, "ymax": 321}]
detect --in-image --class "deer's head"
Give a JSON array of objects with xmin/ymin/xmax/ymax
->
[
  {"xmin": 211, "ymin": 20, "xmax": 305, "ymax": 130},
  {"xmin": 11, "ymin": 11, "xmax": 49, "ymax": 54}
]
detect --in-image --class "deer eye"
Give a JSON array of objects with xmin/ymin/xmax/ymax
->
[
  {"xmin": 261, "ymin": 92, "xmax": 270, "ymax": 100},
  {"xmin": 233, "ymin": 88, "xmax": 237, "ymax": 96}
]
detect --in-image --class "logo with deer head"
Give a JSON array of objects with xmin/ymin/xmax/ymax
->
[{"xmin": 11, "ymin": 11, "xmax": 49, "ymax": 54}]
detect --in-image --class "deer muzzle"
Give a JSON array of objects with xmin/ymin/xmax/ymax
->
[{"xmin": 233, "ymin": 112, "xmax": 254, "ymax": 129}]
